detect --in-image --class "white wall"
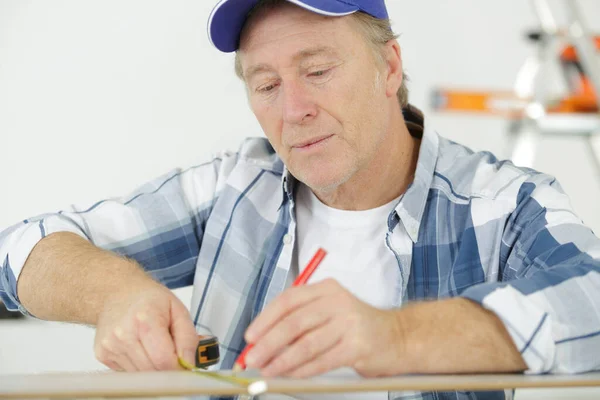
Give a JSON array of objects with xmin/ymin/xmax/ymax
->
[{"xmin": 1, "ymin": 0, "xmax": 600, "ymax": 397}]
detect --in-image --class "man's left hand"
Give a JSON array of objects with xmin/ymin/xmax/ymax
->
[{"xmin": 243, "ymin": 278, "xmax": 405, "ymax": 378}]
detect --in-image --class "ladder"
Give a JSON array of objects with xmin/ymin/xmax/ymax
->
[{"xmin": 431, "ymin": 0, "xmax": 600, "ymax": 174}]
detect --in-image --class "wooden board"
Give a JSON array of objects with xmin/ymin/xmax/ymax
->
[{"xmin": 3, "ymin": 370, "xmax": 600, "ymax": 398}]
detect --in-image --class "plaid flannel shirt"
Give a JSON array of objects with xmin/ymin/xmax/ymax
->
[{"xmin": 2, "ymin": 106, "xmax": 600, "ymax": 400}]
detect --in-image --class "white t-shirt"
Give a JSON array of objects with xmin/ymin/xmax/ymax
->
[
  {"xmin": 290, "ymin": 183, "xmax": 402, "ymax": 308},
  {"xmin": 274, "ymin": 183, "xmax": 402, "ymax": 400}
]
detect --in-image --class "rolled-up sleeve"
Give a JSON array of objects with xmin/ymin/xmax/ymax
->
[
  {"xmin": 461, "ymin": 173, "xmax": 600, "ymax": 374},
  {"xmin": 0, "ymin": 151, "xmax": 236, "ymax": 316}
]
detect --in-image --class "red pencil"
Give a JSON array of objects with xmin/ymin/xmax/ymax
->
[{"xmin": 233, "ymin": 248, "xmax": 327, "ymax": 371}]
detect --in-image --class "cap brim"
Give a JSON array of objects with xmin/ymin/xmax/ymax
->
[{"xmin": 207, "ymin": 0, "xmax": 359, "ymax": 53}]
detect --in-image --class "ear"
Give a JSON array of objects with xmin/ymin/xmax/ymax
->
[{"xmin": 383, "ymin": 40, "xmax": 403, "ymax": 98}]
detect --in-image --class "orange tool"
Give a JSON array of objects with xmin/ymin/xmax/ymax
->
[
  {"xmin": 431, "ymin": 33, "xmax": 600, "ymax": 116},
  {"xmin": 195, "ymin": 335, "xmax": 221, "ymax": 369}
]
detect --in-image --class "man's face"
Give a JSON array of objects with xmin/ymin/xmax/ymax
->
[{"xmin": 239, "ymin": 4, "xmax": 393, "ymax": 192}]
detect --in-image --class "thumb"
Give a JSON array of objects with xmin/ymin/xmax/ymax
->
[{"xmin": 170, "ymin": 298, "xmax": 200, "ymax": 366}]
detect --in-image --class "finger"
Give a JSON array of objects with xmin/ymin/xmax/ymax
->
[
  {"xmin": 260, "ymin": 319, "xmax": 342, "ymax": 377},
  {"xmin": 246, "ymin": 297, "xmax": 332, "ymax": 369},
  {"xmin": 102, "ymin": 339, "xmax": 139, "ymax": 372},
  {"xmin": 112, "ymin": 353, "xmax": 137, "ymax": 372},
  {"xmin": 95, "ymin": 340, "xmax": 124, "ymax": 371},
  {"xmin": 169, "ymin": 299, "xmax": 200, "ymax": 366},
  {"xmin": 137, "ymin": 310, "xmax": 180, "ymax": 370},
  {"xmin": 95, "ymin": 333, "xmax": 139, "ymax": 372},
  {"xmin": 104, "ymin": 359, "xmax": 125, "ymax": 372},
  {"xmin": 246, "ymin": 279, "xmax": 339, "ymax": 343},
  {"xmin": 98, "ymin": 349, "xmax": 126, "ymax": 372},
  {"xmin": 283, "ymin": 341, "xmax": 352, "ymax": 379},
  {"xmin": 106, "ymin": 328, "xmax": 145, "ymax": 372},
  {"xmin": 110, "ymin": 325, "xmax": 156, "ymax": 371},
  {"xmin": 124, "ymin": 340, "xmax": 157, "ymax": 371}
]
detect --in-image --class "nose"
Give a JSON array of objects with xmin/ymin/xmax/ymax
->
[{"xmin": 282, "ymin": 79, "xmax": 317, "ymax": 125}]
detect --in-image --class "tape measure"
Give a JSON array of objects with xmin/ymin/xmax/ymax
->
[{"xmin": 195, "ymin": 335, "xmax": 220, "ymax": 369}]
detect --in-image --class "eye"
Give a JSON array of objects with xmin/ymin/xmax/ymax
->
[
  {"xmin": 309, "ymin": 69, "xmax": 330, "ymax": 77},
  {"xmin": 257, "ymin": 82, "xmax": 279, "ymax": 93}
]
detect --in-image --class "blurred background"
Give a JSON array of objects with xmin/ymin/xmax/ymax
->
[{"xmin": 1, "ymin": 0, "xmax": 599, "ymax": 398}]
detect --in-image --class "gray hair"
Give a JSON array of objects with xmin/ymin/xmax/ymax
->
[{"xmin": 233, "ymin": 0, "xmax": 409, "ymax": 108}]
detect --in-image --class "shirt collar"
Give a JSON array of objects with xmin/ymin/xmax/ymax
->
[
  {"xmin": 278, "ymin": 104, "xmax": 439, "ymax": 242},
  {"xmin": 279, "ymin": 167, "xmax": 296, "ymax": 211},
  {"xmin": 395, "ymin": 105, "xmax": 438, "ymax": 242}
]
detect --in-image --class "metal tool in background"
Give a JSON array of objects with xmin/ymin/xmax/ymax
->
[{"xmin": 431, "ymin": 0, "xmax": 600, "ymax": 173}]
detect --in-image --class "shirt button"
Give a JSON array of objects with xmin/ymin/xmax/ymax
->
[{"xmin": 283, "ymin": 234, "xmax": 293, "ymax": 245}]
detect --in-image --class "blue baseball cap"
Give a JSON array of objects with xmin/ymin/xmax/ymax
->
[{"xmin": 207, "ymin": 0, "xmax": 389, "ymax": 53}]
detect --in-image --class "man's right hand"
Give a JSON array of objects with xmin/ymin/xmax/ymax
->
[
  {"xmin": 94, "ymin": 282, "xmax": 199, "ymax": 371},
  {"xmin": 15, "ymin": 232, "xmax": 200, "ymax": 371}
]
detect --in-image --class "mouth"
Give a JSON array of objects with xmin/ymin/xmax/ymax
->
[{"xmin": 292, "ymin": 134, "xmax": 334, "ymax": 150}]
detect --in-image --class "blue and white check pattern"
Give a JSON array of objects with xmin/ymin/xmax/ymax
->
[{"xmin": 2, "ymin": 106, "xmax": 600, "ymax": 400}]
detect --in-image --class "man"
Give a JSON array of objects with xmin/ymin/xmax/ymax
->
[{"xmin": 1, "ymin": 0, "xmax": 600, "ymax": 399}]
